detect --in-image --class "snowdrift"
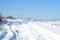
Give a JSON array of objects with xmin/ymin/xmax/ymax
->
[{"xmin": 0, "ymin": 19, "xmax": 60, "ymax": 40}]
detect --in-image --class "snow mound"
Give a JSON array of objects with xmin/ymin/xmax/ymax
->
[{"xmin": 0, "ymin": 19, "xmax": 60, "ymax": 40}]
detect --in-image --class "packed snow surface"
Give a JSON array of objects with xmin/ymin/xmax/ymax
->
[{"xmin": 0, "ymin": 19, "xmax": 60, "ymax": 40}]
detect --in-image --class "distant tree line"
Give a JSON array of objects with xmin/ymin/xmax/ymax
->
[{"xmin": 0, "ymin": 13, "xmax": 14, "ymax": 19}]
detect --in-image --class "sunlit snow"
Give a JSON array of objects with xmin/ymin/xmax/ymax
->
[{"xmin": 0, "ymin": 19, "xmax": 60, "ymax": 40}]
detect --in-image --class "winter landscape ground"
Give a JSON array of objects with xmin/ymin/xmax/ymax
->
[{"xmin": 0, "ymin": 19, "xmax": 60, "ymax": 40}]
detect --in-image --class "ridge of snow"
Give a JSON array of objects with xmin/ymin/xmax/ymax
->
[{"xmin": 0, "ymin": 19, "xmax": 60, "ymax": 40}]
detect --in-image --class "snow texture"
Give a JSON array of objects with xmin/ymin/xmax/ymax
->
[{"xmin": 0, "ymin": 19, "xmax": 60, "ymax": 40}]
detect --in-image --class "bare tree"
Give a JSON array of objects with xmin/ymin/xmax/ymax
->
[
  {"xmin": 0, "ymin": 13, "xmax": 2, "ymax": 19},
  {"xmin": 0, "ymin": 13, "xmax": 3, "ymax": 22},
  {"xmin": 7, "ymin": 16, "xmax": 14, "ymax": 19}
]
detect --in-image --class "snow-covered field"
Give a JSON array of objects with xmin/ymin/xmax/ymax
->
[{"xmin": 0, "ymin": 19, "xmax": 60, "ymax": 40}]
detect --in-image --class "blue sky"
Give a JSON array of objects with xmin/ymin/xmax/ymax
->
[{"xmin": 0, "ymin": 0, "xmax": 60, "ymax": 19}]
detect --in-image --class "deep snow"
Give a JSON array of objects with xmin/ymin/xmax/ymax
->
[{"xmin": 0, "ymin": 19, "xmax": 60, "ymax": 40}]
